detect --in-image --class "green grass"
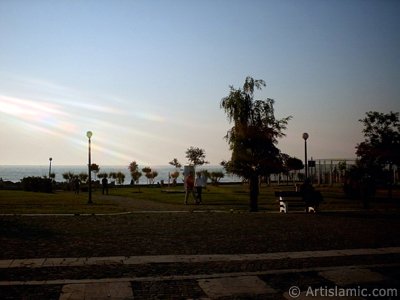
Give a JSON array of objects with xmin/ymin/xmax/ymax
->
[
  {"xmin": 112, "ymin": 184, "xmax": 266, "ymax": 208},
  {"xmin": 0, "ymin": 184, "xmax": 399, "ymax": 214},
  {"xmin": 0, "ymin": 190, "xmax": 124, "ymax": 214},
  {"xmin": 1, "ymin": 184, "xmax": 400, "ymax": 260}
]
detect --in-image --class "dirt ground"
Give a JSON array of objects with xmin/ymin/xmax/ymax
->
[{"xmin": 1, "ymin": 211, "xmax": 400, "ymax": 259}]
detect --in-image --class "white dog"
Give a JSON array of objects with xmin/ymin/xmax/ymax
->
[
  {"xmin": 308, "ymin": 207, "xmax": 316, "ymax": 213},
  {"xmin": 279, "ymin": 197, "xmax": 287, "ymax": 213}
]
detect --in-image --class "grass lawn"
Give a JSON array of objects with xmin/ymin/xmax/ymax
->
[
  {"xmin": 0, "ymin": 190, "xmax": 124, "ymax": 214},
  {"xmin": 1, "ymin": 184, "xmax": 400, "ymax": 259},
  {"xmin": 1, "ymin": 185, "xmax": 400, "ymax": 300},
  {"xmin": 0, "ymin": 184, "xmax": 273, "ymax": 214},
  {"xmin": 0, "ymin": 184, "xmax": 399, "ymax": 214},
  {"xmin": 1, "ymin": 211, "xmax": 400, "ymax": 259}
]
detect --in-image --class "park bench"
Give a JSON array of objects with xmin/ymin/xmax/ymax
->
[{"xmin": 274, "ymin": 191, "xmax": 319, "ymax": 213}]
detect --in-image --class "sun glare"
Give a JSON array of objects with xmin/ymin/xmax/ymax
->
[
  {"xmin": 0, "ymin": 76, "xmax": 204, "ymax": 165},
  {"xmin": 0, "ymin": 94, "xmax": 74, "ymax": 135}
]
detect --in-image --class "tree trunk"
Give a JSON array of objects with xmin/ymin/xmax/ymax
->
[{"xmin": 249, "ymin": 174, "xmax": 259, "ymax": 212}]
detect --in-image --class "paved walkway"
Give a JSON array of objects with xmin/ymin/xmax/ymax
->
[
  {"xmin": 1, "ymin": 247, "xmax": 399, "ymax": 299},
  {"xmin": 1, "ymin": 247, "xmax": 400, "ymax": 269}
]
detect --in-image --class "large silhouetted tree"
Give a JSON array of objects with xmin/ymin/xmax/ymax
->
[
  {"xmin": 220, "ymin": 76, "xmax": 291, "ymax": 211},
  {"xmin": 356, "ymin": 111, "xmax": 400, "ymax": 198}
]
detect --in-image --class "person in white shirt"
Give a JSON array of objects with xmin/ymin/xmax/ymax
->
[{"xmin": 195, "ymin": 172, "xmax": 205, "ymax": 204}]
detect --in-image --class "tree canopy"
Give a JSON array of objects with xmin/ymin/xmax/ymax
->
[
  {"xmin": 169, "ymin": 158, "xmax": 182, "ymax": 169},
  {"xmin": 356, "ymin": 111, "xmax": 400, "ymax": 169},
  {"xmin": 185, "ymin": 146, "xmax": 209, "ymax": 167},
  {"xmin": 128, "ymin": 161, "xmax": 142, "ymax": 184},
  {"xmin": 220, "ymin": 76, "xmax": 291, "ymax": 211},
  {"xmin": 355, "ymin": 111, "xmax": 400, "ymax": 198}
]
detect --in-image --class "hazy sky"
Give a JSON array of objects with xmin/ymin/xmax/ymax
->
[{"xmin": 1, "ymin": 0, "xmax": 399, "ymax": 166}]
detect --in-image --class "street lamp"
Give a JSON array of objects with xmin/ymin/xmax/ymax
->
[
  {"xmin": 87, "ymin": 131, "xmax": 93, "ymax": 204},
  {"xmin": 302, "ymin": 133, "xmax": 309, "ymax": 179},
  {"xmin": 48, "ymin": 157, "xmax": 52, "ymax": 178}
]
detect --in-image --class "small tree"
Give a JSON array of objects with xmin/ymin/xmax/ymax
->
[
  {"xmin": 170, "ymin": 171, "xmax": 180, "ymax": 186},
  {"xmin": 62, "ymin": 172, "xmax": 75, "ymax": 191},
  {"xmin": 128, "ymin": 161, "xmax": 142, "ymax": 190},
  {"xmin": 185, "ymin": 146, "xmax": 209, "ymax": 167},
  {"xmin": 116, "ymin": 171, "xmax": 125, "ymax": 185},
  {"xmin": 168, "ymin": 158, "xmax": 181, "ymax": 186},
  {"xmin": 210, "ymin": 171, "xmax": 224, "ymax": 185},
  {"xmin": 97, "ymin": 172, "xmax": 108, "ymax": 179},
  {"xmin": 285, "ymin": 156, "xmax": 304, "ymax": 184},
  {"xmin": 109, "ymin": 172, "xmax": 117, "ymax": 182},
  {"xmin": 142, "ymin": 167, "xmax": 152, "ymax": 184},
  {"xmin": 62, "ymin": 172, "xmax": 75, "ymax": 185},
  {"xmin": 62, "ymin": 172, "xmax": 74, "ymax": 182},
  {"xmin": 149, "ymin": 170, "xmax": 158, "ymax": 185},
  {"xmin": 142, "ymin": 167, "xmax": 158, "ymax": 185},
  {"xmin": 78, "ymin": 172, "xmax": 88, "ymax": 183},
  {"xmin": 169, "ymin": 158, "xmax": 182, "ymax": 169}
]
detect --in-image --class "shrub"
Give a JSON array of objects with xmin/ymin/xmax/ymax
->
[
  {"xmin": 210, "ymin": 171, "xmax": 224, "ymax": 185},
  {"xmin": 21, "ymin": 177, "xmax": 53, "ymax": 193}
]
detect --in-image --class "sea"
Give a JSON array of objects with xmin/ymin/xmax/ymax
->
[{"xmin": 0, "ymin": 165, "xmax": 241, "ymax": 184}]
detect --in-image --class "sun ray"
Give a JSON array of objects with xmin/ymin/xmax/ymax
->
[{"xmin": 0, "ymin": 76, "xmax": 190, "ymax": 165}]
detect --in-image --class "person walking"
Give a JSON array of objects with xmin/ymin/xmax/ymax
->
[
  {"xmin": 102, "ymin": 177, "xmax": 109, "ymax": 195},
  {"xmin": 184, "ymin": 172, "xmax": 196, "ymax": 205},
  {"xmin": 74, "ymin": 177, "xmax": 80, "ymax": 194},
  {"xmin": 195, "ymin": 172, "xmax": 205, "ymax": 204}
]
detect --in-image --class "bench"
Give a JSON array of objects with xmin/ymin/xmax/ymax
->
[{"xmin": 275, "ymin": 191, "xmax": 319, "ymax": 213}]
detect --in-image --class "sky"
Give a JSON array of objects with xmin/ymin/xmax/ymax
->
[{"xmin": 1, "ymin": 0, "xmax": 399, "ymax": 167}]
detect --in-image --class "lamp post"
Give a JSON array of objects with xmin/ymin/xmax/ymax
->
[
  {"xmin": 302, "ymin": 133, "xmax": 309, "ymax": 180},
  {"xmin": 48, "ymin": 157, "xmax": 52, "ymax": 178},
  {"xmin": 87, "ymin": 131, "xmax": 93, "ymax": 204}
]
